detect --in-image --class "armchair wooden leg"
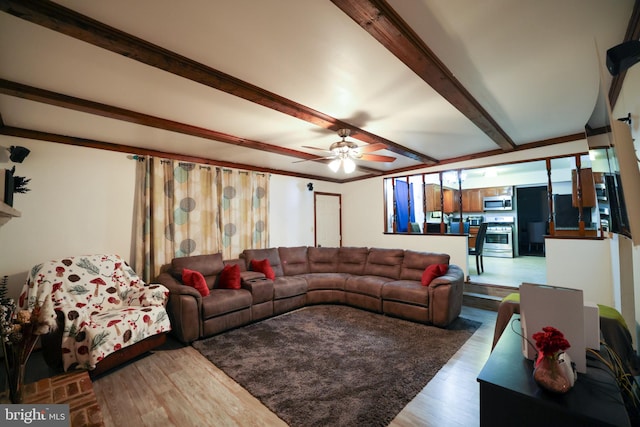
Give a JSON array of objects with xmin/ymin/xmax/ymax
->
[
  {"xmin": 480, "ymin": 255, "xmax": 484, "ymax": 273},
  {"xmin": 476, "ymin": 255, "xmax": 481, "ymax": 275}
]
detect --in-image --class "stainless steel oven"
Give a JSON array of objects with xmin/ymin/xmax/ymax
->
[
  {"xmin": 599, "ymin": 206, "xmax": 610, "ymax": 232},
  {"xmin": 595, "ymin": 183, "xmax": 607, "ymax": 202},
  {"xmin": 484, "ymin": 216, "xmax": 514, "ymax": 258}
]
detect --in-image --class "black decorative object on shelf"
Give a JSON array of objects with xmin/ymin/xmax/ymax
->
[
  {"xmin": 3, "ymin": 167, "xmax": 31, "ymax": 207},
  {"xmin": 11, "ymin": 170, "xmax": 31, "ymax": 195},
  {"xmin": 3, "ymin": 169, "xmax": 14, "ymax": 207},
  {"xmin": 8, "ymin": 146, "xmax": 30, "ymax": 163}
]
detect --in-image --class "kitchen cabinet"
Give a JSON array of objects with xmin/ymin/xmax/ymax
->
[
  {"xmin": 571, "ymin": 168, "xmax": 596, "ymax": 207},
  {"xmin": 443, "ymin": 189, "xmax": 459, "ymax": 214},
  {"xmin": 481, "ymin": 186, "xmax": 513, "ymax": 197},
  {"xmin": 462, "ymin": 189, "xmax": 483, "ymax": 212},
  {"xmin": 593, "ymin": 171, "xmax": 605, "ymax": 185},
  {"xmin": 425, "ymin": 184, "xmax": 442, "ymax": 211}
]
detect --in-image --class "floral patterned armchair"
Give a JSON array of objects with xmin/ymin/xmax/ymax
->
[{"xmin": 21, "ymin": 254, "xmax": 171, "ymax": 376}]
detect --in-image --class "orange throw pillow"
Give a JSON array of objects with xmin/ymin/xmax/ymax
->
[
  {"xmin": 421, "ymin": 264, "xmax": 448, "ymax": 286},
  {"xmin": 182, "ymin": 268, "xmax": 210, "ymax": 296},
  {"xmin": 219, "ymin": 264, "xmax": 241, "ymax": 289},
  {"xmin": 251, "ymin": 258, "xmax": 275, "ymax": 280}
]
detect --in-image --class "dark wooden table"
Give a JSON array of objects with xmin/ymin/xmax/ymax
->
[{"xmin": 477, "ymin": 314, "xmax": 631, "ymax": 427}]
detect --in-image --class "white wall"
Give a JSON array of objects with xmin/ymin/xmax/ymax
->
[
  {"xmin": 0, "ymin": 137, "xmax": 136, "ymax": 300},
  {"xmin": 267, "ymin": 174, "xmax": 341, "ymax": 249},
  {"xmin": 545, "ymin": 238, "xmax": 614, "ymax": 305}
]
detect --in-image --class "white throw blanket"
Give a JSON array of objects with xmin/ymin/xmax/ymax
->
[{"xmin": 22, "ymin": 254, "xmax": 171, "ymax": 371}]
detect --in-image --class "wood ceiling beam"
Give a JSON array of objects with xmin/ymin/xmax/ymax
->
[
  {"xmin": 0, "ymin": 125, "xmax": 358, "ymax": 182},
  {"xmin": 0, "ymin": 79, "xmax": 317, "ymax": 160},
  {"xmin": 0, "ymin": 79, "xmax": 385, "ymax": 176},
  {"xmin": 331, "ymin": 0, "xmax": 517, "ymax": 152},
  {"xmin": 609, "ymin": 0, "xmax": 640, "ymax": 108},
  {"xmin": 369, "ymin": 132, "xmax": 585, "ymax": 178},
  {"xmin": 0, "ymin": 0, "xmax": 435, "ymax": 164}
]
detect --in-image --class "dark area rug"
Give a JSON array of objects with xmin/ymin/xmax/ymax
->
[{"xmin": 192, "ymin": 305, "xmax": 480, "ymax": 427}]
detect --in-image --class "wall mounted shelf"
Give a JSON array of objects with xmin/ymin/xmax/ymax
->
[{"xmin": 0, "ymin": 202, "xmax": 21, "ymax": 227}]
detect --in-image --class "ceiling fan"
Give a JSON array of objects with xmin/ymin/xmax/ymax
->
[{"xmin": 298, "ymin": 129, "xmax": 396, "ymax": 173}]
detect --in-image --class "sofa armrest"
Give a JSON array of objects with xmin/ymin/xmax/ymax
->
[
  {"xmin": 156, "ymin": 272, "xmax": 202, "ymax": 343},
  {"xmin": 241, "ymin": 276, "xmax": 273, "ymax": 304},
  {"xmin": 428, "ymin": 264, "xmax": 464, "ymax": 327},
  {"xmin": 429, "ymin": 264, "xmax": 464, "ymax": 288},
  {"xmin": 240, "ymin": 271, "xmax": 266, "ymax": 282},
  {"xmin": 156, "ymin": 272, "xmax": 202, "ymax": 299}
]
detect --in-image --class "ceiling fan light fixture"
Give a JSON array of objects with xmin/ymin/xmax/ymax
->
[
  {"xmin": 343, "ymin": 157, "xmax": 356, "ymax": 173},
  {"xmin": 328, "ymin": 158, "xmax": 341, "ymax": 172}
]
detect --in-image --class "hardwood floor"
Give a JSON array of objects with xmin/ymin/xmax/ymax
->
[
  {"xmin": 389, "ymin": 306, "xmax": 497, "ymax": 427},
  {"xmin": 467, "ymin": 255, "xmax": 547, "ymax": 288},
  {"xmin": 92, "ymin": 306, "xmax": 497, "ymax": 427}
]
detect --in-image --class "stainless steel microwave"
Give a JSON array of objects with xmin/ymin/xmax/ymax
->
[{"xmin": 483, "ymin": 195, "xmax": 513, "ymax": 211}]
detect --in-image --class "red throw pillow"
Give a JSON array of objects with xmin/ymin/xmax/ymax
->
[
  {"xmin": 251, "ymin": 258, "xmax": 275, "ymax": 280},
  {"xmin": 182, "ymin": 268, "xmax": 210, "ymax": 297},
  {"xmin": 421, "ymin": 264, "xmax": 448, "ymax": 286},
  {"xmin": 219, "ymin": 264, "xmax": 241, "ymax": 289}
]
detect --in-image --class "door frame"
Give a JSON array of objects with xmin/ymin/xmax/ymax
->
[{"xmin": 314, "ymin": 192, "xmax": 342, "ymax": 247}]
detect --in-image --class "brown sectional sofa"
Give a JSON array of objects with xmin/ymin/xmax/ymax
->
[{"xmin": 156, "ymin": 246, "xmax": 464, "ymax": 343}]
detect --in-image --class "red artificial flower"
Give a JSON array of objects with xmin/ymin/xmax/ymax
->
[{"xmin": 532, "ymin": 326, "xmax": 571, "ymax": 358}]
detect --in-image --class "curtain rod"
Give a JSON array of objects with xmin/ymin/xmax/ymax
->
[{"xmin": 127, "ymin": 154, "xmax": 266, "ymax": 175}]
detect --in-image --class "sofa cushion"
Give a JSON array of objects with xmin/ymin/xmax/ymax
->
[
  {"xmin": 182, "ymin": 268, "xmax": 210, "ymax": 297},
  {"xmin": 344, "ymin": 275, "xmax": 392, "ymax": 298},
  {"xmin": 337, "ymin": 247, "xmax": 369, "ymax": 275},
  {"xmin": 421, "ymin": 264, "xmax": 449, "ymax": 286},
  {"xmin": 308, "ymin": 247, "xmax": 339, "ymax": 273},
  {"xmin": 364, "ymin": 248, "xmax": 404, "ymax": 279},
  {"xmin": 273, "ymin": 276, "xmax": 308, "ymax": 299},
  {"xmin": 399, "ymin": 250, "xmax": 450, "ymax": 281},
  {"xmin": 250, "ymin": 259, "xmax": 276, "ymax": 280},
  {"xmin": 218, "ymin": 264, "xmax": 241, "ymax": 289},
  {"xmin": 172, "ymin": 253, "xmax": 224, "ymax": 279},
  {"xmin": 305, "ymin": 272, "xmax": 347, "ymax": 290},
  {"xmin": 201, "ymin": 289, "xmax": 252, "ymax": 319},
  {"xmin": 278, "ymin": 246, "xmax": 310, "ymax": 276},
  {"xmin": 243, "ymin": 248, "xmax": 284, "ymax": 277},
  {"xmin": 382, "ymin": 280, "xmax": 430, "ymax": 307}
]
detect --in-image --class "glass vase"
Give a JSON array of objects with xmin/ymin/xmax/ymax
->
[
  {"xmin": 7, "ymin": 334, "xmax": 39, "ymax": 404},
  {"xmin": 9, "ymin": 361, "xmax": 26, "ymax": 404},
  {"xmin": 533, "ymin": 353, "xmax": 572, "ymax": 394}
]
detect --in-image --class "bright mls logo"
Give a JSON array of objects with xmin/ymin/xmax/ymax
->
[{"xmin": 0, "ymin": 404, "xmax": 69, "ymax": 426}]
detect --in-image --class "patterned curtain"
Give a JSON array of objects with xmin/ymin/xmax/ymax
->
[
  {"xmin": 218, "ymin": 169, "xmax": 269, "ymax": 259},
  {"xmin": 132, "ymin": 157, "xmax": 269, "ymax": 281}
]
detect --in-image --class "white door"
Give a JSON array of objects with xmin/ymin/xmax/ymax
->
[{"xmin": 315, "ymin": 192, "xmax": 341, "ymax": 247}]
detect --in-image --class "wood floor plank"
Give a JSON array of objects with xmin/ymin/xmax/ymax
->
[{"xmin": 93, "ymin": 306, "xmax": 496, "ymax": 427}]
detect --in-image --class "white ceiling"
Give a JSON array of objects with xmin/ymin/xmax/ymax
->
[{"xmin": 0, "ymin": 0, "xmax": 635, "ymax": 181}]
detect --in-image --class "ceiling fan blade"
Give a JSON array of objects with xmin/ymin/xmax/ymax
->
[
  {"xmin": 301, "ymin": 145, "xmax": 332, "ymax": 153},
  {"xmin": 292, "ymin": 155, "xmax": 334, "ymax": 164},
  {"xmin": 359, "ymin": 153, "xmax": 397, "ymax": 162},
  {"xmin": 357, "ymin": 142, "xmax": 387, "ymax": 154}
]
